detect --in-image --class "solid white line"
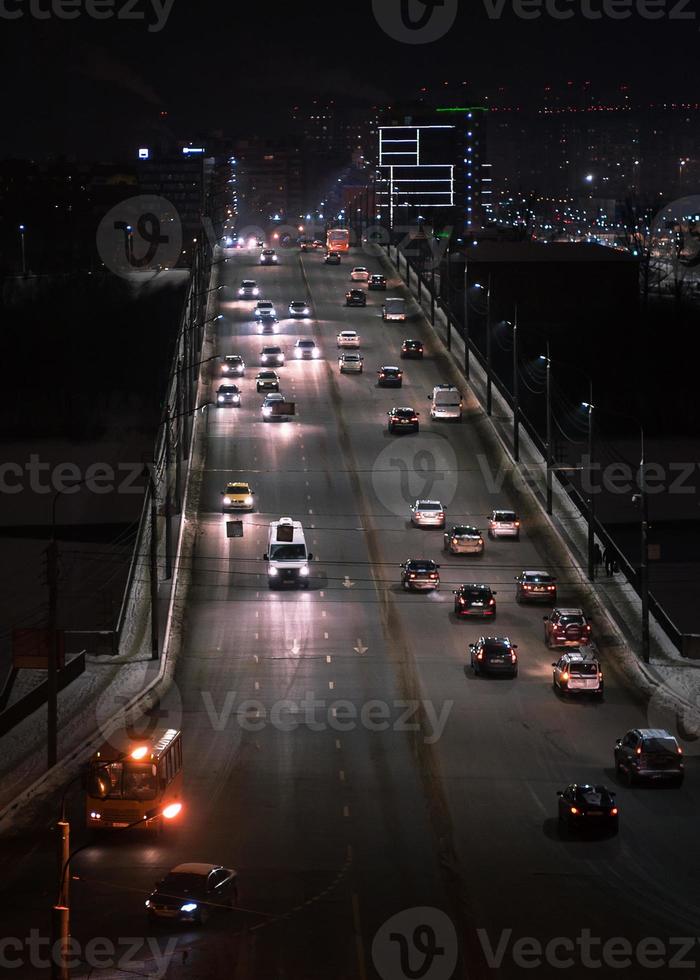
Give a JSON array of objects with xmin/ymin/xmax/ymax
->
[
  {"xmin": 326, "ymin": 654, "xmax": 332, "ymax": 663},
  {"xmin": 254, "ymin": 681, "xmax": 260, "ymax": 691},
  {"xmin": 339, "ymin": 770, "xmax": 345, "ymax": 782},
  {"xmin": 329, "ymin": 681, "xmax": 334, "ymax": 690}
]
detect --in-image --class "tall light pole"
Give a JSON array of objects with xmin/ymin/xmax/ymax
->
[
  {"xmin": 582, "ymin": 386, "xmax": 595, "ymax": 581},
  {"xmin": 638, "ymin": 428, "xmax": 650, "ymax": 664},
  {"xmin": 512, "ymin": 306, "xmax": 519, "ymax": 463},
  {"xmin": 484, "ymin": 276, "xmax": 492, "ymax": 415},
  {"xmin": 19, "ymin": 224, "xmax": 26, "ymax": 275},
  {"xmin": 462, "ymin": 254, "xmax": 470, "ymax": 380},
  {"xmin": 540, "ymin": 343, "xmax": 553, "ymax": 514}
]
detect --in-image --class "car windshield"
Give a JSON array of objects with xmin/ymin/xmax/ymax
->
[
  {"xmin": 396, "ymin": 409, "xmax": 414, "ymax": 417},
  {"xmin": 417, "ymin": 502, "xmax": 441, "ymax": 510},
  {"xmin": 526, "ymin": 574, "xmax": 553, "ymax": 583},
  {"xmin": 242, "ymin": 281, "xmax": 255, "ymax": 287},
  {"xmin": 408, "ymin": 562, "xmax": 435, "ymax": 572},
  {"xmin": 344, "ymin": 354, "xmax": 360, "ymax": 360},
  {"xmin": 453, "ymin": 526, "xmax": 478, "ymax": 535},
  {"xmin": 219, "ymin": 386, "xmax": 237, "ymax": 393},
  {"xmin": 259, "ymin": 372, "xmax": 276, "ymax": 378},
  {"xmin": 570, "ymin": 661, "xmax": 598, "ymax": 676},
  {"xmin": 291, "ymin": 302, "xmax": 305, "ymax": 307},
  {"xmin": 462, "ymin": 587, "xmax": 489, "ymax": 599},
  {"xmin": 225, "ymin": 356, "xmax": 242, "ymax": 363},
  {"xmin": 160, "ymin": 873, "xmax": 205, "ymax": 894},
  {"xmin": 576, "ymin": 787, "xmax": 613, "ymax": 806},
  {"xmin": 102, "ymin": 762, "xmax": 158, "ymax": 800},
  {"xmin": 228, "ymin": 485, "xmax": 248, "ymax": 493},
  {"xmin": 382, "ymin": 368, "xmax": 399, "ymax": 374},
  {"xmin": 270, "ymin": 544, "xmax": 306, "ymax": 560},
  {"xmin": 559, "ymin": 614, "xmax": 584, "ymax": 626},
  {"xmin": 642, "ymin": 737, "xmax": 678, "ymax": 753},
  {"xmin": 495, "ymin": 512, "xmax": 516, "ymax": 521},
  {"xmin": 263, "ymin": 348, "xmax": 281, "ymax": 354},
  {"xmin": 298, "ymin": 341, "xmax": 315, "ymax": 348}
]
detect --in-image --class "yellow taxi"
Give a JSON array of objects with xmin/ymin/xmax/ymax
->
[{"xmin": 221, "ymin": 482, "xmax": 255, "ymax": 512}]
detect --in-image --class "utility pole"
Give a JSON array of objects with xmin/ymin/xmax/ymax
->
[
  {"xmin": 639, "ymin": 428, "xmax": 650, "ymax": 664},
  {"xmin": 47, "ymin": 538, "xmax": 59, "ymax": 769},
  {"xmin": 163, "ymin": 409, "xmax": 173, "ymax": 579},
  {"xmin": 147, "ymin": 466, "xmax": 160, "ymax": 661},
  {"xmin": 512, "ymin": 305, "xmax": 520, "ymax": 463},
  {"xmin": 485, "ymin": 274, "xmax": 492, "ymax": 415},
  {"xmin": 585, "ymin": 384, "xmax": 595, "ymax": 581},
  {"xmin": 463, "ymin": 254, "xmax": 470, "ymax": 380},
  {"xmin": 545, "ymin": 342, "xmax": 553, "ymax": 515},
  {"xmin": 430, "ymin": 262, "xmax": 435, "ymax": 325},
  {"xmin": 444, "ymin": 247, "xmax": 451, "ymax": 351}
]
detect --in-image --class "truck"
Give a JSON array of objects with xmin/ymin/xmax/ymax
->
[
  {"xmin": 381, "ymin": 297, "xmax": 406, "ymax": 322},
  {"xmin": 264, "ymin": 517, "xmax": 314, "ymax": 589},
  {"xmin": 428, "ymin": 384, "xmax": 463, "ymax": 421}
]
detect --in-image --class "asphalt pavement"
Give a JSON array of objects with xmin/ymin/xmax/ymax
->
[{"xmin": 2, "ymin": 245, "xmax": 700, "ymax": 980}]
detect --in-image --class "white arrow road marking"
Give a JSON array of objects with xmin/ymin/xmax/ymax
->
[
  {"xmin": 291, "ymin": 638, "xmax": 301, "ymax": 656},
  {"xmin": 343, "ymin": 576, "xmax": 355, "ymax": 589},
  {"xmin": 354, "ymin": 639, "xmax": 368, "ymax": 655}
]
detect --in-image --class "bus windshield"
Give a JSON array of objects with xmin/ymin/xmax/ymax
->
[{"xmin": 102, "ymin": 762, "xmax": 158, "ymax": 801}]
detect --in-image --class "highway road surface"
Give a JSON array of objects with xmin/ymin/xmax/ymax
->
[{"xmin": 2, "ymin": 244, "xmax": 700, "ymax": 980}]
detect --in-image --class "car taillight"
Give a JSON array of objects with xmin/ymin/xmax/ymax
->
[
  {"xmin": 489, "ymin": 598, "xmax": 495, "ymax": 606},
  {"xmin": 523, "ymin": 584, "xmax": 531, "ymax": 590},
  {"xmin": 409, "ymin": 573, "xmax": 416, "ymax": 579},
  {"xmin": 598, "ymin": 671, "xmax": 603, "ymax": 680},
  {"xmin": 429, "ymin": 573, "xmax": 437, "ymax": 579},
  {"xmin": 459, "ymin": 597, "xmax": 465, "ymax": 603},
  {"xmin": 476, "ymin": 651, "xmax": 484, "ymax": 660},
  {"xmin": 478, "ymin": 538, "xmax": 483, "ymax": 544},
  {"xmin": 636, "ymin": 746, "xmax": 642, "ymax": 755},
  {"xmin": 410, "ymin": 417, "xmax": 418, "ymax": 422},
  {"xmin": 510, "ymin": 651, "xmax": 517, "ymax": 663},
  {"xmin": 585, "ymin": 625, "xmax": 591, "ymax": 632},
  {"xmin": 437, "ymin": 513, "xmax": 444, "ymax": 519},
  {"xmin": 561, "ymin": 671, "xmax": 569, "ymax": 681},
  {"xmin": 570, "ymin": 806, "xmax": 579, "ymax": 815},
  {"xmin": 548, "ymin": 585, "xmax": 556, "ymax": 591},
  {"xmin": 514, "ymin": 521, "xmax": 520, "ymax": 527},
  {"xmin": 677, "ymin": 746, "xmax": 683, "ymax": 755},
  {"xmin": 611, "ymin": 807, "xmax": 618, "ymax": 816}
]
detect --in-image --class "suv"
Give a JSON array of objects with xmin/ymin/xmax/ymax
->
[
  {"xmin": 400, "ymin": 559, "xmax": 440, "ymax": 591},
  {"xmin": 552, "ymin": 650, "xmax": 603, "ymax": 697},
  {"xmin": 368, "ymin": 274, "xmax": 386, "ymax": 290},
  {"xmin": 488, "ymin": 510, "xmax": 520, "ymax": 540},
  {"xmin": 221, "ymin": 355, "xmax": 245, "ymax": 376},
  {"xmin": 346, "ymin": 289, "xmax": 366, "ymax": 307},
  {"xmin": 544, "ymin": 608, "xmax": 592, "ymax": 648},
  {"xmin": 453, "ymin": 584, "xmax": 497, "ymax": 618},
  {"xmin": 443, "ymin": 525, "xmax": 484, "ymax": 555},
  {"xmin": 515, "ymin": 570, "xmax": 557, "ymax": 604},
  {"xmin": 428, "ymin": 384, "xmax": 462, "ymax": 421},
  {"xmin": 469, "ymin": 637, "xmax": 518, "ymax": 677},
  {"xmin": 614, "ymin": 729, "xmax": 684, "ymax": 786},
  {"xmin": 377, "ymin": 366, "xmax": 403, "ymax": 388}
]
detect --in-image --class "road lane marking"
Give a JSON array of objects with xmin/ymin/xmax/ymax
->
[
  {"xmin": 254, "ymin": 681, "xmax": 260, "ymax": 690},
  {"xmin": 354, "ymin": 639, "xmax": 368, "ymax": 655},
  {"xmin": 352, "ymin": 893, "xmax": 368, "ymax": 980},
  {"xmin": 339, "ymin": 770, "xmax": 345, "ymax": 782},
  {"xmin": 321, "ymin": 610, "xmax": 327, "ymax": 618},
  {"xmin": 253, "ymin": 654, "xmax": 259, "ymax": 663},
  {"xmin": 343, "ymin": 805, "xmax": 350, "ymax": 818},
  {"xmin": 326, "ymin": 654, "xmax": 332, "ymax": 662},
  {"xmin": 336, "ymin": 739, "xmax": 341, "ymax": 750},
  {"xmin": 329, "ymin": 681, "xmax": 335, "ymax": 690},
  {"xmin": 324, "ymin": 632, "xmax": 329, "ymax": 640}
]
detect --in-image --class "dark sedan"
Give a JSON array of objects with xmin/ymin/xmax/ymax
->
[
  {"xmin": 557, "ymin": 784, "xmax": 619, "ymax": 834},
  {"xmin": 345, "ymin": 289, "xmax": 366, "ymax": 307},
  {"xmin": 146, "ymin": 863, "xmax": 238, "ymax": 925},
  {"xmin": 453, "ymin": 584, "xmax": 497, "ymax": 618},
  {"xmin": 377, "ymin": 366, "xmax": 403, "ymax": 388},
  {"xmin": 324, "ymin": 252, "xmax": 341, "ymax": 265},
  {"xmin": 401, "ymin": 339, "xmax": 424, "ymax": 359},
  {"xmin": 387, "ymin": 407, "xmax": 419, "ymax": 433},
  {"xmin": 469, "ymin": 636, "xmax": 518, "ymax": 677}
]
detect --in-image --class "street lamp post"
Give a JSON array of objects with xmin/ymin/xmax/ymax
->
[
  {"xmin": 19, "ymin": 224, "xmax": 27, "ymax": 275},
  {"xmin": 463, "ymin": 255, "xmax": 470, "ymax": 380},
  {"xmin": 639, "ymin": 428, "xmax": 650, "ymax": 664},
  {"xmin": 582, "ymin": 387, "xmax": 595, "ymax": 581},
  {"xmin": 512, "ymin": 306, "xmax": 520, "ymax": 463},
  {"xmin": 484, "ymin": 275, "xmax": 492, "ymax": 415},
  {"xmin": 542, "ymin": 343, "xmax": 553, "ymax": 514}
]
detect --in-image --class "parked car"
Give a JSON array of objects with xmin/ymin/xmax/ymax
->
[
  {"xmin": 614, "ymin": 728, "xmax": 684, "ymax": 786},
  {"xmin": 400, "ymin": 558, "xmax": 440, "ymax": 591},
  {"xmin": 552, "ymin": 650, "xmax": 603, "ymax": 697}
]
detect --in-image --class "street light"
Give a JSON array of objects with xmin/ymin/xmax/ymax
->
[
  {"xmin": 19, "ymin": 224, "xmax": 26, "ymax": 275},
  {"xmin": 582, "ymin": 388, "xmax": 595, "ymax": 581},
  {"xmin": 539, "ymin": 343, "xmax": 553, "ymax": 514},
  {"xmin": 52, "ymin": 801, "xmax": 183, "ymax": 980},
  {"xmin": 472, "ymin": 279, "xmax": 492, "ymax": 413}
]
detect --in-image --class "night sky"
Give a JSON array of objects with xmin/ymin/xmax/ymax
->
[{"xmin": 3, "ymin": 0, "xmax": 700, "ymax": 159}]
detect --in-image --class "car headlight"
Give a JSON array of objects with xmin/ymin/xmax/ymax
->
[
  {"xmin": 223, "ymin": 496, "xmax": 231, "ymax": 505},
  {"xmin": 217, "ymin": 396, "xmax": 224, "ymax": 403},
  {"xmin": 299, "ymin": 566, "xmax": 309, "ymax": 577},
  {"xmin": 296, "ymin": 350, "xmax": 302, "ymax": 358},
  {"xmin": 312, "ymin": 349, "xmax": 319, "ymax": 358},
  {"xmin": 244, "ymin": 495, "xmax": 253, "ymax": 505},
  {"xmin": 263, "ymin": 407, "xmax": 272, "ymax": 416},
  {"xmin": 180, "ymin": 903, "xmax": 198, "ymax": 913},
  {"xmin": 233, "ymin": 396, "xmax": 240, "ymax": 404},
  {"xmin": 261, "ymin": 354, "xmax": 267, "ymax": 361},
  {"xmin": 253, "ymin": 288, "xmax": 259, "ymax": 296},
  {"xmin": 145, "ymin": 900, "xmax": 151, "ymax": 908},
  {"xmin": 273, "ymin": 256, "xmax": 278, "ymax": 262},
  {"xmin": 268, "ymin": 567, "xmax": 278, "ymax": 576},
  {"xmin": 238, "ymin": 290, "xmax": 244, "ymax": 296}
]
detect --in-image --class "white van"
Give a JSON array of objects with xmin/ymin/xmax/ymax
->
[
  {"xmin": 429, "ymin": 384, "xmax": 462, "ymax": 421},
  {"xmin": 264, "ymin": 517, "xmax": 313, "ymax": 589},
  {"xmin": 382, "ymin": 297, "xmax": 406, "ymax": 322}
]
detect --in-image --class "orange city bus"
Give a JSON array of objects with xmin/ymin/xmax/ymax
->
[
  {"xmin": 326, "ymin": 228, "xmax": 350, "ymax": 252},
  {"xmin": 85, "ymin": 727, "xmax": 183, "ymax": 831}
]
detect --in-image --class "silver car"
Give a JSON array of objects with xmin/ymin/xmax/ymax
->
[
  {"xmin": 339, "ymin": 352, "xmax": 364, "ymax": 373},
  {"xmin": 337, "ymin": 330, "xmax": 360, "ymax": 348},
  {"xmin": 410, "ymin": 500, "xmax": 446, "ymax": 528},
  {"xmin": 444, "ymin": 525, "xmax": 484, "ymax": 555},
  {"xmin": 488, "ymin": 509, "xmax": 520, "ymax": 540}
]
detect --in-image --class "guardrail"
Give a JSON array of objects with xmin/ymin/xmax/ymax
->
[{"xmin": 390, "ymin": 242, "xmax": 684, "ymax": 654}]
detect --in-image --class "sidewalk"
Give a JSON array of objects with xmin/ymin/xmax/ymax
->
[{"xmin": 376, "ymin": 244, "xmax": 700, "ymax": 738}]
